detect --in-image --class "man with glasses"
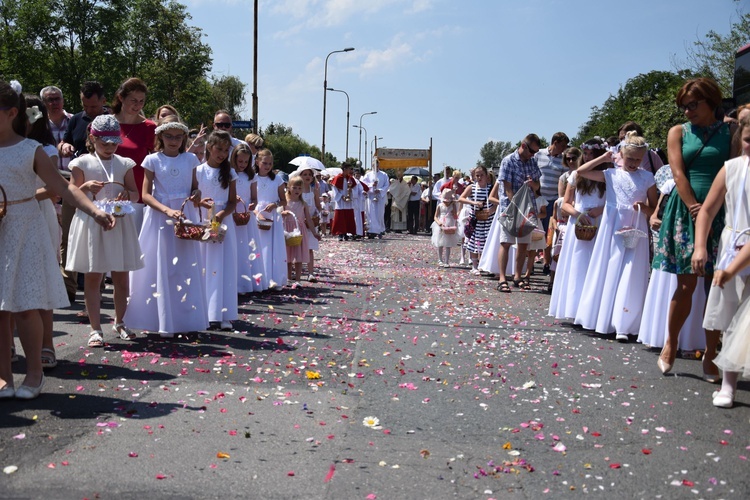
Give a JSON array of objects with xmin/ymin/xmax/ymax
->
[
  {"xmin": 537, "ymin": 132, "xmax": 569, "ymax": 275},
  {"xmin": 40, "ymin": 86, "xmax": 73, "ymax": 171},
  {"xmin": 495, "ymin": 134, "xmax": 542, "ymax": 292},
  {"xmin": 212, "ymin": 109, "xmax": 248, "ymax": 156}
]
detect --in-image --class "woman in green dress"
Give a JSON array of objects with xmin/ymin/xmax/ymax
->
[{"xmin": 652, "ymin": 77, "xmax": 736, "ymax": 377}]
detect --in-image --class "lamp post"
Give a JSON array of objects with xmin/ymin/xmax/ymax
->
[
  {"xmin": 370, "ymin": 137, "xmax": 383, "ymax": 169},
  {"xmin": 357, "ymin": 111, "xmax": 377, "ymax": 164},
  {"xmin": 326, "ymin": 87, "xmax": 350, "ymax": 160},
  {"xmin": 322, "ymin": 47, "xmax": 354, "ymax": 161},
  {"xmin": 353, "ymin": 124, "xmax": 367, "ymax": 170}
]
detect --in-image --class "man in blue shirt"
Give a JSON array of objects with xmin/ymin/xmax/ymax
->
[{"xmin": 495, "ymin": 134, "xmax": 542, "ymax": 292}]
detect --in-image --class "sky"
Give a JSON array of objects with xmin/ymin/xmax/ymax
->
[{"xmin": 182, "ymin": 0, "xmax": 746, "ymax": 172}]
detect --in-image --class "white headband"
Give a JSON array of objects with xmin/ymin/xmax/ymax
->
[{"xmin": 155, "ymin": 121, "xmax": 189, "ymax": 135}]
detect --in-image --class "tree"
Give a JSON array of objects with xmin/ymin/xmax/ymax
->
[
  {"xmin": 211, "ymin": 75, "xmax": 246, "ymax": 119},
  {"xmin": 478, "ymin": 140, "xmax": 513, "ymax": 176},
  {"xmin": 573, "ymin": 70, "xmax": 687, "ymax": 150},
  {"xmin": 673, "ymin": 9, "xmax": 750, "ymax": 97}
]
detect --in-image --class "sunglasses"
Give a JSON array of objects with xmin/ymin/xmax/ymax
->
[
  {"xmin": 524, "ymin": 142, "xmax": 539, "ymax": 155},
  {"xmin": 214, "ymin": 122, "xmax": 232, "ymax": 129},
  {"xmin": 678, "ymin": 100, "xmax": 705, "ymax": 112}
]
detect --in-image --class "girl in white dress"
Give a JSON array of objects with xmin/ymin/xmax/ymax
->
[
  {"xmin": 693, "ymin": 118, "xmax": 750, "ymax": 408},
  {"xmin": 66, "ymin": 115, "xmax": 143, "ymax": 348},
  {"xmin": 231, "ymin": 143, "xmax": 268, "ymax": 293},
  {"xmin": 195, "ymin": 131, "xmax": 238, "ymax": 330},
  {"xmin": 254, "ymin": 149, "xmax": 288, "ymax": 289},
  {"xmin": 297, "ymin": 166, "xmax": 322, "ymax": 281},
  {"xmin": 549, "ymin": 167, "xmax": 606, "ymax": 320},
  {"xmin": 431, "ymin": 189, "xmax": 460, "ymax": 266},
  {"xmin": 574, "ymin": 132, "xmax": 658, "ymax": 339},
  {"xmin": 1, "ymin": 81, "xmax": 114, "ymax": 399},
  {"xmin": 124, "ymin": 116, "xmax": 208, "ymax": 337}
]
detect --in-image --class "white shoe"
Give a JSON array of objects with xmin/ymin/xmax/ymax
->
[
  {"xmin": 712, "ymin": 390, "xmax": 734, "ymax": 408},
  {"xmin": 438, "ymin": 260, "xmax": 444, "ymax": 267},
  {"xmin": 615, "ymin": 333, "xmax": 629, "ymax": 342},
  {"xmin": 470, "ymin": 269, "xmax": 481, "ymax": 275}
]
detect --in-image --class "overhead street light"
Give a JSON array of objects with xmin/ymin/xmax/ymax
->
[
  {"xmin": 321, "ymin": 47, "xmax": 354, "ymax": 161},
  {"xmin": 357, "ymin": 111, "xmax": 376, "ymax": 164},
  {"xmin": 326, "ymin": 87, "xmax": 350, "ymax": 160}
]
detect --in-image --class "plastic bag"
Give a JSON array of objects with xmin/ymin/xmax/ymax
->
[{"xmin": 499, "ymin": 183, "xmax": 539, "ymax": 237}]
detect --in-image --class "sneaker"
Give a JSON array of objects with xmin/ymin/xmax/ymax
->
[
  {"xmin": 338, "ymin": 235, "xmax": 344, "ymax": 241},
  {"xmin": 220, "ymin": 321, "xmax": 234, "ymax": 331},
  {"xmin": 615, "ymin": 333, "xmax": 629, "ymax": 342},
  {"xmin": 438, "ymin": 260, "xmax": 445, "ymax": 267}
]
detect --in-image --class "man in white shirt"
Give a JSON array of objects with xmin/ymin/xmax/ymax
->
[
  {"xmin": 363, "ymin": 159, "xmax": 390, "ymax": 238},
  {"xmin": 407, "ymin": 176, "xmax": 422, "ymax": 234},
  {"xmin": 41, "ymin": 86, "xmax": 73, "ymax": 171}
]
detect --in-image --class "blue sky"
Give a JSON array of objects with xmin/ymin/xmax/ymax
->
[{"xmin": 183, "ymin": 0, "xmax": 746, "ymax": 172}]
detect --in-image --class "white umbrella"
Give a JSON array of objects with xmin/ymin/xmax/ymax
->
[
  {"xmin": 289, "ymin": 155, "xmax": 325, "ymax": 171},
  {"xmin": 322, "ymin": 167, "xmax": 342, "ymax": 177}
]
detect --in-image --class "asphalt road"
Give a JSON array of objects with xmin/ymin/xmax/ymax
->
[{"xmin": 1, "ymin": 233, "xmax": 749, "ymax": 499}]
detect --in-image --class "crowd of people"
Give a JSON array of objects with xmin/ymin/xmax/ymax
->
[
  {"xmin": 2, "ymin": 76, "xmax": 750, "ymax": 413},
  {"xmin": 425, "ymin": 77, "xmax": 749, "ymax": 412}
]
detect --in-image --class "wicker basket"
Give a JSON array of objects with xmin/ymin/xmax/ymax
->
[
  {"xmin": 574, "ymin": 222, "xmax": 597, "ymax": 241},
  {"xmin": 475, "ymin": 208, "xmax": 490, "ymax": 221},
  {"xmin": 232, "ymin": 197, "xmax": 251, "ymax": 226},
  {"xmin": 442, "ymin": 226, "xmax": 457, "ymax": 235},
  {"xmin": 174, "ymin": 198, "xmax": 206, "ymax": 241},
  {"xmin": 531, "ymin": 228, "xmax": 545, "ymax": 241},
  {"xmin": 257, "ymin": 214, "xmax": 273, "ymax": 231},
  {"xmin": 615, "ymin": 205, "xmax": 647, "ymax": 249},
  {"xmin": 285, "ymin": 213, "xmax": 303, "ymax": 247},
  {"xmin": 0, "ymin": 184, "xmax": 6, "ymax": 222}
]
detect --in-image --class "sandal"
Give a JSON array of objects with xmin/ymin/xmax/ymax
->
[
  {"xmin": 519, "ymin": 278, "xmax": 531, "ymax": 291},
  {"xmin": 41, "ymin": 347, "xmax": 57, "ymax": 369},
  {"xmin": 76, "ymin": 309, "xmax": 89, "ymax": 318},
  {"xmin": 88, "ymin": 330, "xmax": 104, "ymax": 348},
  {"xmin": 113, "ymin": 323, "xmax": 136, "ymax": 340},
  {"xmin": 496, "ymin": 281, "xmax": 512, "ymax": 293}
]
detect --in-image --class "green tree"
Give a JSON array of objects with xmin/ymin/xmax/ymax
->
[
  {"xmin": 211, "ymin": 75, "xmax": 246, "ymax": 119},
  {"xmin": 573, "ymin": 70, "xmax": 687, "ymax": 150},
  {"xmin": 673, "ymin": 9, "xmax": 750, "ymax": 97},
  {"xmin": 478, "ymin": 140, "xmax": 513, "ymax": 175}
]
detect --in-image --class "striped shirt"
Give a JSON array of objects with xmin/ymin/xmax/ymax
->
[{"xmin": 537, "ymin": 147, "xmax": 565, "ymax": 200}]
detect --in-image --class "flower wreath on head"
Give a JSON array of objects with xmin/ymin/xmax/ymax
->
[
  {"xmin": 155, "ymin": 121, "xmax": 189, "ymax": 135},
  {"xmin": 580, "ymin": 137, "xmax": 608, "ymax": 150}
]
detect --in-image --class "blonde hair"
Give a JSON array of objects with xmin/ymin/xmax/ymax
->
[
  {"xmin": 285, "ymin": 176, "xmax": 306, "ymax": 204},
  {"xmin": 620, "ymin": 130, "xmax": 648, "ymax": 156},
  {"xmin": 245, "ymin": 133, "xmax": 264, "ymax": 148}
]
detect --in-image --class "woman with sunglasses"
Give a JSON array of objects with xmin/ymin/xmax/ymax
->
[{"xmin": 652, "ymin": 77, "xmax": 737, "ymax": 378}]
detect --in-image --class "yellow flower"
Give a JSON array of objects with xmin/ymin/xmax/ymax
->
[{"xmin": 306, "ymin": 370, "xmax": 321, "ymax": 380}]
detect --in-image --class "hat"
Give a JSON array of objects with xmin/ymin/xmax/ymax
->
[{"xmin": 90, "ymin": 115, "xmax": 122, "ymax": 144}]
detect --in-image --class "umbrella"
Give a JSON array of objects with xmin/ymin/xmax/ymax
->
[
  {"xmin": 322, "ymin": 167, "xmax": 342, "ymax": 177},
  {"xmin": 289, "ymin": 155, "xmax": 325, "ymax": 171},
  {"xmin": 403, "ymin": 167, "xmax": 430, "ymax": 177}
]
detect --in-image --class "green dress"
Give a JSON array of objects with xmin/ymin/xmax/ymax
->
[{"xmin": 652, "ymin": 121, "xmax": 731, "ymax": 274}]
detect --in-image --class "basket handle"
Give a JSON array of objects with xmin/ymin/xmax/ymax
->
[
  {"xmin": 236, "ymin": 196, "xmax": 248, "ymax": 214},
  {"xmin": 94, "ymin": 181, "xmax": 129, "ymax": 201},
  {"xmin": 179, "ymin": 196, "xmax": 203, "ymax": 223}
]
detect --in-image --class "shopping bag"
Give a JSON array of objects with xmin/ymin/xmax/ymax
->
[{"xmin": 499, "ymin": 183, "xmax": 539, "ymax": 237}]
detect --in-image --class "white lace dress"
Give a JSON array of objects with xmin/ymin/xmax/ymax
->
[
  {"xmin": 0, "ymin": 139, "xmax": 68, "ymax": 311},
  {"xmin": 574, "ymin": 168, "xmax": 655, "ymax": 335},
  {"xmin": 255, "ymin": 174, "xmax": 288, "ymax": 287}
]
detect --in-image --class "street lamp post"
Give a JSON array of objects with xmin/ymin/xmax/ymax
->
[
  {"xmin": 322, "ymin": 47, "xmax": 354, "ymax": 161},
  {"xmin": 353, "ymin": 124, "xmax": 367, "ymax": 170},
  {"xmin": 326, "ymin": 87, "xmax": 350, "ymax": 160},
  {"xmin": 370, "ymin": 136, "xmax": 383, "ymax": 168},
  {"xmin": 357, "ymin": 111, "xmax": 377, "ymax": 164}
]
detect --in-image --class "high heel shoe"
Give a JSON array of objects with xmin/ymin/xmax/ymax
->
[
  {"xmin": 15, "ymin": 375, "xmax": 44, "ymax": 400},
  {"xmin": 657, "ymin": 357, "xmax": 672, "ymax": 375},
  {"xmin": 712, "ymin": 390, "xmax": 734, "ymax": 408},
  {"xmin": 0, "ymin": 384, "xmax": 15, "ymax": 399}
]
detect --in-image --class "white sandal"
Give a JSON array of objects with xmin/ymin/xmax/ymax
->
[
  {"xmin": 88, "ymin": 330, "xmax": 104, "ymax": 348},
  {"xmin": 113, "ymin": 323, "xmax": 136, "ymax": 340}
]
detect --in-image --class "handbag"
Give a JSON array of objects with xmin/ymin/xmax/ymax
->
[
  {"xmin": 716, "ymin": 158, "xmax": 750, "ymax": 277},
  {"xmin": 499, "ymin": 183, "xmax": 539, "ymax": 237}
]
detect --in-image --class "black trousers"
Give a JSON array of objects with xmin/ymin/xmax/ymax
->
[{"xmin": 407, "ymin": 200, "xmax": 420, "ymax": 234}]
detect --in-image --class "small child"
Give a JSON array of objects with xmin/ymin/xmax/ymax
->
[
  {"xmin": 66, "ymin": 115, "xmax": 144, "ymax": 348},
  {"xmin": 520, "ymin": 190, "xmax": 547, "ymax": 282},
  {"xmin": 319, "ymin": 192, "xmax": 331, "ymax": 236},
  {"xmin": 431, "ymin": 189, "xmax": 460, "ymax": 267},
  {"xmin": 284, "ymin": 176, "xmax": 320, "ymax": 281},
  {"xmin": 194, "ymin": 130, "xmax": 238, "ymax": 331}
]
